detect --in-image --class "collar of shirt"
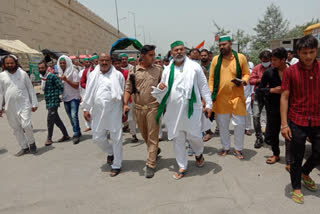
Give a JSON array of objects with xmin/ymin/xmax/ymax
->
[
  {"xmin": 136, "ymin": 64, "xmax": 155, "ymax": 71},
  {"xmin": 296, "ymin": 60, "xmax": 319, "ymax": 72}
]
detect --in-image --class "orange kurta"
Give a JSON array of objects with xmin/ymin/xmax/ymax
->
[{"xmin": 208, "ymin": 53, "xmax": 250, "ymax": 116}]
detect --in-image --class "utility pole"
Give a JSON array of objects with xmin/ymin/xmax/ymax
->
[
  {"xmin": 115, "ymin": 0, "xmax": 120, "ymax": 35},
  {"xmin": 129, "ymin": 11, "xmax": 136, "ymax": 38}
]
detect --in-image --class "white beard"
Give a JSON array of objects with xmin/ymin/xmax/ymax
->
[{"xmin": 173, "ymin": 55, "xmax": 186, "ymax": 63}]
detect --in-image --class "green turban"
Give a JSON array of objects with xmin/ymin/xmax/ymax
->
[
  {"xmin": 83, "ymin": 58, "xmax": 89, "ymax": 61},
  {"xmin": 90, "ymin": 55, "xmax": 98, "ymax": 61},
  {"xmin": 128, "ymin": 57, "xmax": 135, "ymax": 62},
  {"xmin": 170, "ymin": 41, "xmax": 184, "ymax": 49},
  {"xmin": 155, "ymin": 56, "xmax": 162, "ymax": 60},
  {"xmin": 219, "ymin": 36, "xmax": 231, "ymax": 42},
  {"xmin": 60, "ymin": 57, "xmax": 66, "ymax": 61},
  {"xmin": 119, "ymin": 53, "xmax": 128, "ymax": 58}
]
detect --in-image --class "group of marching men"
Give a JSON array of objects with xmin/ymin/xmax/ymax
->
[{"xmin": 0, "ymin": 35, "xmax": 320, "ymax": 204}]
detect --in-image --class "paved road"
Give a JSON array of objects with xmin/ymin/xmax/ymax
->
[{"xmin": 0, "ymin": 95, "xmax": 319, "ymax": 214}]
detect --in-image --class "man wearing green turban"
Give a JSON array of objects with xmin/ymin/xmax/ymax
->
[
  {"xmin": 155, "ymin": 41, "xmax": 212, "ymax": 179},
  {"xmin": 208, "ymin": 36, "xmax": 250, "ymax": 160}
]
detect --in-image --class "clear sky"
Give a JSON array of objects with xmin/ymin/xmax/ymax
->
[{"xmin": 78, "ymin": 0, "xmax": 320, "ymax": 54}]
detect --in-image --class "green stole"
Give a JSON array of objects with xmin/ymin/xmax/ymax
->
[
  {"xmin": 156, "ymin": 62, "xmax": 196, "ymax": 124},
  {"xmin": 211, "ymin": 50, "xmax": 242, "ymax": 102}
]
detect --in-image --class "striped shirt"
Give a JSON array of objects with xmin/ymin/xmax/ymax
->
[{"xmin": 281, "ymin": 61, "xmax": 320, "ymax": 127}]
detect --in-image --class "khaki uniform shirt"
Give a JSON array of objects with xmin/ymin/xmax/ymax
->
[{"xmin": 125, "ymin": 64, "xmax": 163, "ymax": 106}]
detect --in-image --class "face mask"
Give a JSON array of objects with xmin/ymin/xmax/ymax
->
[{"xmin": 261, "ymin": 62, "xmax": 271, "ymax": 68}]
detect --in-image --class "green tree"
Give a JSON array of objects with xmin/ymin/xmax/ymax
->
[
  {"xmin": 252, "ymin": 3, "xmax": 289, "ymax": 52},
  {"xmin": 232, "ymin": 29, "xmax": 251, "ymax": 53},
  {"xmin": 284, "ymin": 18, "xmax": 320, "ymax": 39}
]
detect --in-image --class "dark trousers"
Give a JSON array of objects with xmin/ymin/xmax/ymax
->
[
  {"xmin": 47, "ymin": 106, "xmax": 68, "ymax": 140},
  {"xmin": 265, "ymin": 113, "xmax": 281, "ymax": 156},
  {"xmin": 289, "ymin": 120, "xmax": 320, "ymax": 190},
  {"xmin": 252, "ymin": 94, "xmax": 265, "ymax": 140}
]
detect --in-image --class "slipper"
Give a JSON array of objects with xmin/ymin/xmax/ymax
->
[
  {"xmin": 173, "ymin": 170, "xmax": 186, "ymax": 180},
  {"xmin": 218, "ymin": 150, "xmax": 230, "ymax": 156},
  {"xmin": 110, "ymin": 168, "xmax": 121, "ymax": 177},
  {"xmin": 195, "ymin": 154, "xmax": 205, "ymax": 168},
  {"xmin": 202, "ymin": 134, "xmax": 212, "ymax": 142},
  {"xmin": 266, "ymin": 156, "xmax": 280, "ymax": 164},
  {"xmin": 291, "ymin": 191, "xmax": 304, "ymax": 204},
  {"xmin": 233, "ymin": 151, "xmax": 244, "ymax": 160},
  {"xmin": 302, "ymin": 175, "xmax": 317, "ymax": 192}
]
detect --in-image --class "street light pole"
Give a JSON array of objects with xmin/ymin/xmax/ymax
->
[
  {"xmin": 115, "ymin": 0, "xmax": 120, "ymax": 35},
  {"xmin": 129, "ymin": 11, "xmax": 136, "ymax": 38}
]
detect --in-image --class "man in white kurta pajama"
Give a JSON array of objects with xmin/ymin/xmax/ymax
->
[
  {"xmin": 82, "ymin": 53, "xmax": 125, "ymax": 177},
  {"xmin": 155, "ymin": 41, "xmax": 212, "ymax": 179},
  {"xmin": 0, "ymin": 55, "xmax": 38, "ymax": 156}
]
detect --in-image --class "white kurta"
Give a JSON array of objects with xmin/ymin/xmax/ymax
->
[
  {"xmin": 0, "ymin": 68, "xmax": 38, "ymax": 148},
  {"xmin": 160, "ymin": 58, "xmax": 212, "ymax": 140}
]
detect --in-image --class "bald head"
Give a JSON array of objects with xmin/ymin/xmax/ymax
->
[{"xmin": 99, "ymin": 53, "xmax": 112, "ymax": 73}]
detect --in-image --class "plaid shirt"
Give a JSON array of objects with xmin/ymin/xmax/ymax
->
[
  {"xmin": 281, "ymin": 61, "xmax": 320, "ymax": 127},
  {"xmin": 44, "ymin": 73, "xmax": 64, "ymax": 109}
]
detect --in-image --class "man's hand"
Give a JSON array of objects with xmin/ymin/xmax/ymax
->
[
  {"xmin": 84, "ymin": 111, "xmax": 91, "ymax": 122},
  {"xmin": 256, "ymin": 79, "xmax": 261, "ymax": 84},
  {"xmin": 32, "ymin": 107, "xmax": 38, "ymax": 112},
  {"xmin": 123, "ymin": 104, "xmax": 130, "ymax": 117},
  {"xmin": 281, "ymin": 126, "xmax": 292, "ymax": 141},
  {"xmin": 242, "ymin": 81, "xmax": 247, "ymax": 86},
  {"xmin": 270, "ymin": 86, "xmax": 281, "ymax": 94},
  {"xmin": 158, "ymin": 83, "xmax": 167, "ymax": 90},
  {"xmin": 60, "ymin": 75, "xmax": 67, "ymax": 81},
  {"xmin": 0, "ymin": 110, "xmax": 2, "ymax": 117}
]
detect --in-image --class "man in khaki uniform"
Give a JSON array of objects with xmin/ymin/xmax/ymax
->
[{"xmin": 123, "ymin": 45, "xmax": 162, "ymax": 179}]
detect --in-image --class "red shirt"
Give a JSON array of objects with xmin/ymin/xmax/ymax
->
[
  {"xmin": 281, "ymin": 61, "xmax": 320, "ymax": 127},
  {"xmin": 120, "ymin": 69, "xmax": 132, "ymax": 103},
  {"xmin": 249, "ymin": 64, "xmax": 270, "ymax": 91},
  {"xmin": 80, "ymin": 66, "xmax": 94, "ymax": 89}
]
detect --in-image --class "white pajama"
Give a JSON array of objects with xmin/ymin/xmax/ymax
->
[
  {"xmin": 93, "ymin": 129, "xmax": 123, "ymax": 169},
  {"xmin": 173, "ymin": 131, "xmax": 204, "ymax": 170},
  {"xmin": 245, "ymin": 98, "xmax": 252, "ymax": 131},
  {"xmin": 216, "ymin": 113, "xmax": 245, "ymax": 151}
]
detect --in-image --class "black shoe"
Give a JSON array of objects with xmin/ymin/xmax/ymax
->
[
  {"xmin": 146, "ymin": 166, "xmax": 155, "ymax": 179},
  {"xmin": 14, "ymin": 148, "xmax": 30, "ymax": 157},
  {"xmin": 254, "ymin": 138, "xmax": 264, "ymax": 149},
  {"xmin": 29, "ymin": 143, "xmax": 37, "ymax": 154},
  {"xmin": 57, "ymin": 135, "xmax": 71, "ymax": 142},
  {"xmin": 107, "ymin": 155, "xmax": 114, "ymax": 165},
  {"xmin": 72, "ymin": 134, "xmax": 81, "ymax": 145}
]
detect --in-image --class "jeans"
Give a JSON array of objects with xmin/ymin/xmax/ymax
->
[
  {"xmin": 289, "ymin": 120, "xmax": 320, "ymax": 190},
  {"xmin": 64, "ymin": 99, "xmax": 81, "ymax": 137},
  {"xmin": 252, "ymin": 93, "xmax": 266, "ymax": 140},
  {"xmin": 47, "ymin": 106, "xmax": 68, "ymax": 140}
]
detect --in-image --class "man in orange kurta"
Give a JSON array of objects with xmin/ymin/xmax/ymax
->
[{"xmin": 208, "ymin": 36, "xmax": 250, "ymax": 159}]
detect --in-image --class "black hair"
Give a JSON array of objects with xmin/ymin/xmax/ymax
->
[
  {"xmin": 272, "ymin": 47, "xmax": 288, "ymax": 60},
  {"xmin": 208, "ymin": 51, "xmax": 213, "ymax": 55},
  {"xmin": 190, "ymin": 48, "xmax": 200, "ymax": 54},
  {"xmin": 112, "ymin": 56, "xmax": 121, "ymax": 62},
  {"xmin": 296, "ymin": 34, "xmax": 318, "ymax": 51},
  {"xmin": 200, "ymin": 49, "xmax": 209, "ymax": 54},
  {"xmin": 140, "ymin": 45, "xmax": 156, "ymax": 55},
  {"xmin": 258, "ymin": 50, "xmax": 272, "ymax": 60},
  {"xmin": 163, "ymin": 57, "xmax": 170, "ymax": 62},
  {"xmin": 38, "ymin": 60, "xmax": 48, "ymax": 68},
  {"xmin": 287, "ymin": 50, "xmax": 294, "ymax": 54}
]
